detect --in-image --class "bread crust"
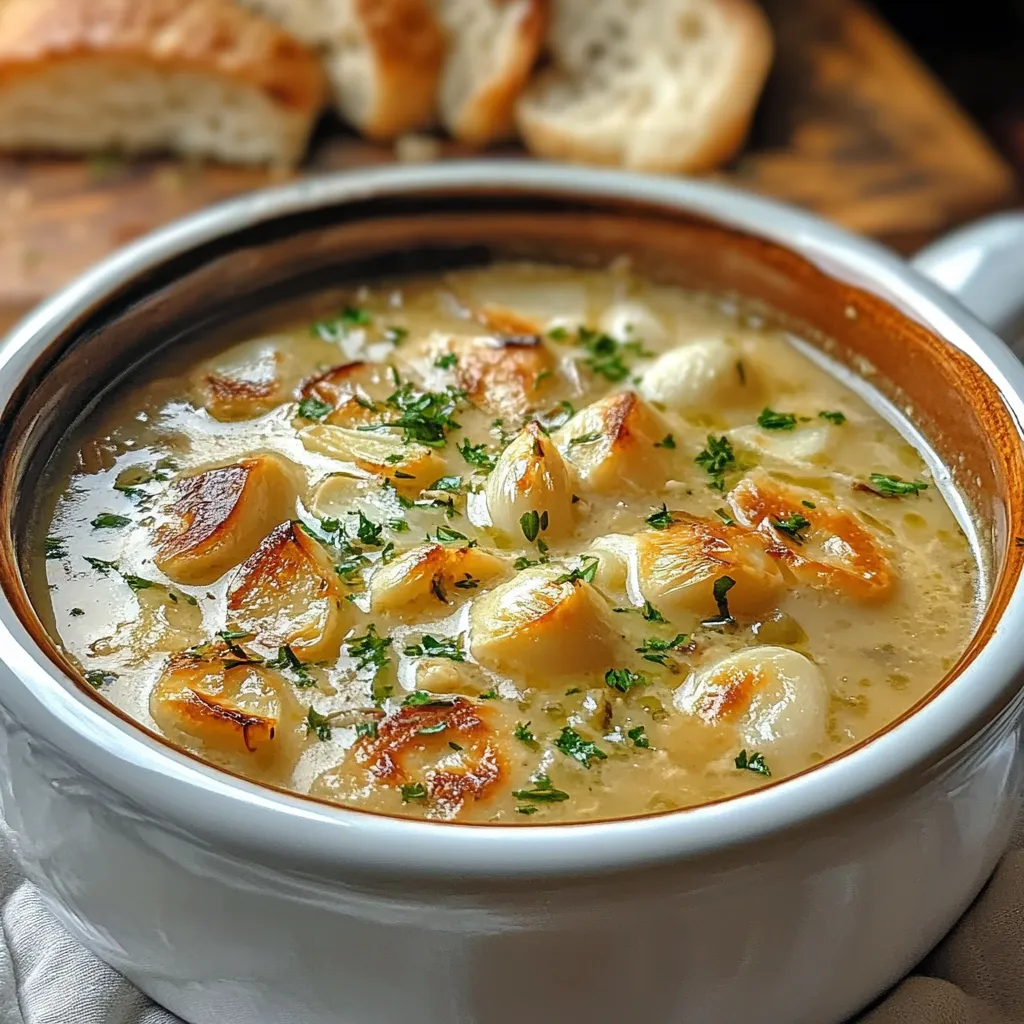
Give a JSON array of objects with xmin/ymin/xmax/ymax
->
[
  {"xmin": 516, "ymin": 0, "xmax": 773, "ymax": 174},
  {"xmin": 442, "ymin": 0, "xmax": 548, "ymax": 146},
  {"xmin": 350, "ymin": 0, "xmax": 446, "ymax": 139},
  {"xmin": 0, "ymin": 0, "xmax": 327, "ymax": 114}
]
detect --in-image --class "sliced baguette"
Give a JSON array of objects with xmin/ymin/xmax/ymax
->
[
  {"xmin": 235, "ymin": 0, "xmax": 446, "ymax": 140},
  {"xmin": 516, "ymin": 0, "xmax": 773, "ymax": 173},
  {"xmin": 432, "ymin": 0, "xmax": 547, "ymax": 146},
  {"xmin": 0, "ymin": 0, "xmax": 327, "ymax": 167}
]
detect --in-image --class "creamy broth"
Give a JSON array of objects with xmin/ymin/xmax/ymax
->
[{"xmin": 31, "ymin": 263, "xmax": 979, "ymax": 823}]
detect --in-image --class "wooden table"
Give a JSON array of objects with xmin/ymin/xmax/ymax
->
[{"xmin": 0, "ymin": 0, "xmax": 1015, "ymax": 334}]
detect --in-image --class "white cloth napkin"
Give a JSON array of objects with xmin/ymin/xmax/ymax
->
[{"xmin": 0, "ymin": 819, "xmax": 176, "ymax": 1024}]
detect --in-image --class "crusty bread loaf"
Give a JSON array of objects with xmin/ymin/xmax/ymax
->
[
  {"xmin": 0, "ymin": 0, "xmax": 327, "ymax": 167},
  {"xmin": 432, "ymin": 0, "xmax": 547, "ymax": 146},
  {"xmin": 516, "ymin": 0, "xmax": 773, "ymax": 174},
  {"xmin": 235, "ymin": 0, "xmax": 445, "ymax": 140}
]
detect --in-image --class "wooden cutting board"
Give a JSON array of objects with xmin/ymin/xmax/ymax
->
[{"xmin": 0, "ymin": 0, "xmax": 1015, "ymax": 332}]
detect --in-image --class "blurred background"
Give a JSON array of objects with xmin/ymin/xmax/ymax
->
[{"xmin": 0, "ymin": 0, "xmax": 1023, "ymax": 332}]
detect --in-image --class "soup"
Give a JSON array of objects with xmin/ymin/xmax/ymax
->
[{"xmin": 32, "ymin": 263, "xmax": 979, "ymax": 823}]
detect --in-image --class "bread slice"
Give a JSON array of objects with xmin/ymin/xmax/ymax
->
[
  {"xmin": 0, "ymin": 0, "xmax": 326, "ymax": 167},
  {"xmin": 516, "ymin": 0, "xmax": 773, "ymax": 173},
  {"xmin": 432, "ymin": 0, "xmax": 547, "ymax": 146},
  {"xmin": 235, "ymin": 0, "xmax": 446, "ymax": 140}
]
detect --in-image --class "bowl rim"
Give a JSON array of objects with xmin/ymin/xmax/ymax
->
[{"xmin": 2, "ymin": 159, "xmax": 1024, "ymax": 881}]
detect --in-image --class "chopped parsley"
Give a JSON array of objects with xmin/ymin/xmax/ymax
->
[
  {"xmin": 453, "ymin": 573, "xmax": 480, "ymax": 590},
  {"xmin": 267, "ymin": 645, "xmax": 317, "ymax": 687},
  {"xmin": 572, "ymin": 326, "xmax": 648, "ymax": 382},
  {"xmin": 636, "ymin": 634, "xmax": 690, "ymax": 666},
  {"xmin": 514, "ymin": 721, "xmax": 537, "ymax": 746},
  {"xmin": 416, "ymin": 722, "xmax": 448, "ymax": 736},
  {"xmin": 646, "ymin": 504, "xmax": 676, "ymax": 530},
  {"xmin": 605, "ymin": 668, "xmax": 645, "ymax": 693},
  {"xmin": 400, "ymin": 782, "xmax": 428, "ymax": 803},
  {"xmin": 554, "ymin": 555, "xmax": 599, "ymax": 585},
  {"xmin": 434, "ymin": 353, "xmax": 458, "ymax": 370},
  {"xmin": 512, "ymin": 774, "xmax": 570, "ymax": 803},
  {"xmin": 695, "ymin": 434, "xmax": 736, "ymax": 490},
  {"xmin": 641, "ymin": 600, "xmax": 665, "ymax": 623},
  {"xmin": 627, "ymin": 725, "xmax": 650, "ymax": 748},
  {"xmin": 554, "ymin": 726, "xmax": 608, "ymax": 767},
  {"xmin": 44, "ymin": 537, "xmax": 67, "ymax": 559},
  {"xmin": 305, "ymin": 707, "xmax": 332, "ymax": 742},
  {"xmin": 520, "ymin": 510, "xmax": 542, "ymax": 543},
  {"xmin": 735, "ymin": 749, "xmax": 771, "ymax": 776},
  {"xmin": 540, "ymin": 400, "xmax": 575, "ymax": 430},
  {"xmin": 819, "ymin": 410, "xmax": 846, "ymax": 425},
  {"xmin": 84, "ymin": 556, "xmax": 117, "ymax": 572},
  {"xmin": 430, "ymin": 475, "xmax": 462, "ymax": 492},
  {"xmin": 346, "ymin": 625, "xmax": 392, "ymax": 676},
  {"xmin": 349, "ymin": 510, "xmax": 383, "ymax": 547},
  {"xmin": 802, "ymin": 500, "xmax": 816, "ymax": 509},
  {"xmin": 736, "ymin": 360, "xmax": 747, "ymax": 386},
  {"xmin": 311, "ymin": 305, "xmax": 372, "ymax": 341},
  {"xmin": 371, "ymin": 381, "xmax": 465, "ymax": 447},
  {"xmin": 714, "ymin": 507, "xmax": 735, "ymax": 527},
  {"xmin": 435, "ymin": 525, "xmax": 468, "ymax": 543},
  {"xmin": 862, "ymin": 473, "xmax": 929, "ymax": 498},
  {"xmin": 70, "ymin": 607, "xmax": 84, "ymax": 617},
  {"xmin": 402, "ymin": 691, "xmax": 457, "ymax": 708},
  {"xmin": 702, "ymin": 575, "xmax": 736, "ymax": 628},
  {"xmin": 567, "ymin": 431, "xmax": 603, "ymax": 448},
  {"xmin": 479, "ymin": 688, "xmax": 499, "ymax": 700},
  {"xmin": 122, "ymin": 574, "xmax": 155, "ymax": 592},
  {"xmin": 403, "ymin": 634, "xmax": 465, "ymax": 661},
  {"xmin": 654, "ymin": 434, "xmax": 676, "ymax": 449},
  {"xmin": 84, "ymin": 669, "xmax": 118, "ymax": 689},
  {"xmin": 385, "ymin": 326, "xmax": 408, "ymax": 346},
  {"xmin": 772, "ymin": 512, "xmax": 811, "ymax": 545},
  {"xmin": 355, "ymin": 721, "xmax": 379, "ymax": 739},
  {"xmin": 459, "ymin": 438, "xmax": 496, "ymax": 472},
  {"xmin": 90, "ymin": 513, "xmax": 131, "ymax": 530},
  {"xmin": 297, "ymin": 396, "xmax": 333, "ymax": 422},
  {"xmin": 757, "ymin": 408, "xmax": 798, "ymax": 431}
]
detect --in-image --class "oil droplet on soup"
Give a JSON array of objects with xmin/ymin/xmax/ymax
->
[{"xmin": 31, "ymin": 264, "xmax": 980, "ymax": 823}]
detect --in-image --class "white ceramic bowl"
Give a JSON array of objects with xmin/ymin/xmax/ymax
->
[{"xmin": 2, "ymin": 163, "xmax": 1024, "ymax": 1024}]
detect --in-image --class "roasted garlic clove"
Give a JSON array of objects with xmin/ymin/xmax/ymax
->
[
  {"xmin": 227, "ymin": 521, "xmax": 346, "ymax": 661},
  {"xmin": 728, "ymin": 469, "xmax": 894, "ymax": 601},
  {"xmin": 485, "ymin": 422, "xmax": 576, "ymax": 542},
  {"xmin": 640, "ymin": 338, "xmax": 752, "ymax": 414},
  {"xmin": 469, "ymin": 566, "xmax": 620, "ymax": 679},
  {"xmin": 454, "ymin": 334, "xmax": 554, "ymax": 418},
  {"xmin": 194, "ymin": 339, "xmax": 296, "ymax": 421},
  {"xmin": 150, "ymin": 653, "xmax": 302, "ymax": 772},
  {"xmin": 299, "ymin": 424, "xmax": 444, "ymax": 488},
  {"xmin": 369, "ymin": 543, "xmax": 507, "ymax": 615},
  {"xmin": 313, "ymin": 697, "xmax": 507, "ymax": 821},
  {"xmin": 296, "ymin": 361, "xmax": 381, "ymax": 427},
  {"xmin": 675, "ymin": 646, "xmax": 828, "ymax": 763},
  {"xmin": 554, "ymin": 391, "xmax": 670, "ymax": 493},
  {"xmin": 154, "ymin": 454, "xmax": 299, "ymax": 586},
  {"xmin": 591, "ymin": 514, "xmax": 785, "ymax": 619}
]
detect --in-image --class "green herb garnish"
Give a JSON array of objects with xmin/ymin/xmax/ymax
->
[
  {"xmin": 646, "ymin": 505, "xmax": 676, "ymax": 530},
  {"xmin": 695, "ymin": 435, "xmax": 736, "ymax": 490},
  {"xmin": 520, "ymin": 510, "xmax": 542, "ymax": 542},
  {"xmin": 346, "ymin": 624, "xmax": 392, "ymax": 676},
  {"xmin": 735, "ymin": 749, "xmax": 771, "ymax": 776},
  {"xmin": 627, "ymin": 725, "xmax": 650, "ymax": 748},
  {"xmin": 84, "ymin": 669, "xmax": 118, "ymax": 689},
  {"xmin": 757, "ymin": 408, "xmax": 798, "ymax": 431},
  {"xmin": 567, "ymin": 431, "xmax": 603, "ymax": 448},
  {"xmin": 863, "ymin": 473, "xmax": 929, "ymax": 498},
  {"xmin": 702, "ymin": 575, "xmax": 736, "ymax": 628},
  {"xmin": 654, "ymin": 434, "xmax": 676, "ymax": 449},
  {"xmin": 400, "ymin": 782, "xmax": 428, "ymax": 803},
  {"xmin": 45, "ymin": 537, "xmax": 68, "ymax": 559},
  {"xmin": 297, "ymin": 396, "xmax": 333, "ymax": 422},
  {"xmin": 772, "ymin": 512, "xmax": 811, "ymax": 545},
  {"xmin": 267, "ymin": 644, "xmax": 317, "ymax": 688},
  {"xmin": 514, "ymin": 722, "xmax": 537, "ymax": 746},
  {"xmin": 554, "ymin": 726, "xmax": 608, "ymax": 767},
  {"xmin": 641, "ymin": 600, "xmax": 665, "ymax": 623},
  {"xmin": 636, "ymin": 634, "xmax": 690, "ymax": 666},
  {"xmin": 554, "ymin": 555, "xmax": 599, "ymax": 585},
  {"xmin": 512, "ymin": 774, "xmax": 570, "ymax": 803},
  {"xmin": 605, "ymin": 668, "xmax": 645, "ymax": 693},
  {"xmin": 306, "ymin": 707, "xmax": 332, "ymax": 742},
  {"xmin": 403, "ymin": 634, "xmax": 465, "ymax": 661},
  {"xmin": 91, "ymin": 513, "xmax": 131, "ymax": 530},
  {"xmin": 819, "ymin": 410, "xmax": 846, "ymax": 425},
  {"xmin": 434, "ymin": 353, "xmax": 458, "ymax": 370},
  {"xmin": 459, "ymin": 438, "xmax": 496, "ymax": 472}
]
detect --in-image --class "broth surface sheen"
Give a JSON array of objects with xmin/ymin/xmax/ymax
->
[{"xmin": 32, "ymin": 263, "xmax": 979, "ymax": 823}]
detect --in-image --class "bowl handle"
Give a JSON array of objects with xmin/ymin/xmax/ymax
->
[{"xmin": 912, "ymin": 212, "xmax": 1024, "ymax": 348}]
